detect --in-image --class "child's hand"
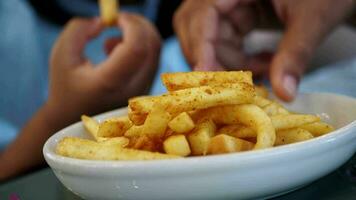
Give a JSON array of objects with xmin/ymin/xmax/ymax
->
[{"xmin": 48, "ymin": 12, "xmax": 161, "ymax": 121}]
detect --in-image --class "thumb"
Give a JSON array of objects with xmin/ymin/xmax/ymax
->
[
  {"xmin": 270, "ymin": 20, "xmax": 321, "ymax": 101},
  {"xmin": 51, "ymin": 17, "xmax": 103, "ymax": 68}
]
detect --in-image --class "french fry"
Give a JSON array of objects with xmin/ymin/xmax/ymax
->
[
  {"xmin": 99, "ymin": 0, "xmax": 119, "ymax": 26},
  {"xmin": 163, "ymin": 135, "xmax": 191, "ymax": 156},
  {"xmin": 263, "ymin": 102, "xmax": 289, "ymax": 116},
  {"xmin": 275, "ymin": 128, "xmax": 314, "ymax": 146},
  {"xmin": 192, "ymin": 105, "xmax": 275, "ymax": 149},
  {"xmin": 299, "ymin": 122, "xmax": 335, "ymax": 137},
  {"xmin": 81, "ymin": 115, "xmax": 100, "ymax": 141},
  {"xmin": 129, "ymin": 135, "xmax": 158, "ymax": 152},
  {"xmin": 168, "ymin": 112, "xmax": 195, "ymax": 134},
  {"xmin": 208, "ymin": 134, "xmax": 254, "ymax": 154},
  {"xmin": 217, "ymin": 124, "xmax": 256, "ymax": 139},
  {"xmin": 255, "ymin": 85, "xmax": 269, "ymax": 98},
  {"xmin": 129, "ymin": 82, "xmax": 255, "ymax": 120},
  {"xmin": 188, "ymin": 119, "xmax": 216, "ymax": 155},
  {"xmin": 271, "ymin": 114, "xmax": 320, "ymax": 130},
  {"xmin": 97, "ymin": 116, "xmax": 132, "ymax": 137},
  {"xmin": 124, "ymin": 125, "xmax": 143, "ymax": 137},
  {"xmin": 253, "ymin": 96, "xmax": 272, "ymax": 108},
  {"xmin": 56, "ymin": 137, "xmax": 179, "ymax": 160},
  {"xmin": 142, "ymin": 104, "xmax": 171, "ymax": 138},
  {"xmin": 161, "ymin": 71, "xmax": 253, "ymax": 91},
  {"xmin": 98, "ymin": 137, "xmax": 129, "ymax": 146}
]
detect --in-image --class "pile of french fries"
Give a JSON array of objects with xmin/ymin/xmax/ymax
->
[{"xmin": 56, "ymin": 71, "xmax": 335, "ymax": 160}]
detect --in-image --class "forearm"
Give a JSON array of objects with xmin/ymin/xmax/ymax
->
[{"xmin": 0, "ymin": 103, "xmax": 77, "ymax": 181}]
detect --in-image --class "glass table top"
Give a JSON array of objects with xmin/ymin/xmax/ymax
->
[{"xmin": 0, "ymin": 153, "xmax": 355, "ymax": 200}]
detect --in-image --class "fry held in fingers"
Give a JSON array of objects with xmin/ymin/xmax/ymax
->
[
  {"xmin": 57, "ymin": 71, "xmax": 335, "ymax": 160},
  {"xmin": 99, "ymin": 0, "xmax": 119, "ymax": 26}
]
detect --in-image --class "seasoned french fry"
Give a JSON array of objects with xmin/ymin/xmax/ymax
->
[
  {"xmin": 129, "ymin": 82, "xmax": 255, "ymax": 120},
  {"xmin": 299, "ymin": 122, "xmax": 334, "ymax": 137},
  {"xmin": 255, "ymin": 85, "xmax": 269, "ymax": 98},
  {"xmin": 161, "ymin": 71, "xmax": 253, "ymax": 91},
  {"xmin": 99, "ymin": 0, "xmax": 118, "ymax": 26},
  {"xmin": 57, "ymin": 137, "xmax": 179, "ymax": 160},
  {"xmin": 142, "ymin": 104, "xmax": 171, "ymax": 138},
  {"xmin": 192, "ymin": 105, "xmax": 275, "ymax": 149},
  {"xmin": 97, "ymin": 116, "xmax": 132, "ymax": 137},
  {"xmin": 208, "ymin": 134, "xmax": 254, "ymax": 154},
  {"xmin": 217, "ymin": 124, "xmax": 256, "ymax": 139},
  {"xmin": 124, "ymin": 125, "xmax": 143, "ymax": 137},
  {"xmin": 81, "ymin": 115, "xmax": 100, "ymax": 141},
  {"xmin": 263, "ymin": 102, "xmax": 289, "ymax": 116},
  {"xmin": 275, "ymin": 128, "xmax": 314, "ymax": 146},
  {"xmin": 99, "ymin": 137, "xmax": 129, "ymax": 146},
  {"xmin": 128, "ymin": 135, "xmax": 157, "ymax": 151},
  {"xmin": 163, "ymin": 135, "xmax": 191, "ymax": 156},
  {"xmin": 253, "ymin": 96, "xmax": 272, "ymax": 108},
  {"xmin": 188, "ymin": 119, "xmax": 216, "ymax": 155},
  {"xmin": 271, "ymin": 114, "xmax": 320, "ymax": 130},
  {"xmin": 168, "ymin": 112, "xmax": 195, "ymax": 134}
]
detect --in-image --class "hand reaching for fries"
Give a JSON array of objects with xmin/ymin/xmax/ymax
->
[
  {"xmin": 173, "ymin": 0, "xmax": 354, "ymax": 101},
  {"xmin": 48, "ymin": 12, "xmax": 161, "ymax": 122},
  {"xmin": 0, "ymin": 12, "xmax": 161, "ymax": 181},
  {"xmin": 57, "ymin": 71, "xmax": 334, "ymax": 161}
]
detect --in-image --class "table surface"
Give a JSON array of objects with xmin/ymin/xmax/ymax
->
[{"xmin": 1, "ymin": 153, "xmax": 355, "ymax": 200}]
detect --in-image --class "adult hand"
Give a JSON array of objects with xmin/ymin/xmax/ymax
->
[{"xmin": 174, "ymin": 0, "xmax": 354, "ymax": 101}]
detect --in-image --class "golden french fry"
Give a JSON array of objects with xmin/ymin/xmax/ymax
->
[
  {"xmin": 263, "ymin": 102, "xmax": 289, "ymax": 116},
  {"xmin": 168, "ymin": 112, "xmax": 195, "ymax": 134},
  {"xmin": 56, "ymin": 137, "xmax": 179, "ymax": 160},
  {"xmin": 255, "ymin": 85, "xmax": 269, "ymax": 98},
  {"xmin": 208, "ymin": 134, "xmax": 254, "ymax": 154},
  {"xmin": 271, "ymin": 114, "xmax": 320, "ymax": 130},
  {"xmin": 142, "ymin": 104, "xmax": 171, "ymax": 138},
  {"xmin": 188, "ymin": 119, "xmax": 216, "ymax": 155},
  {"xmin": 217, "ymin": 124, "xmax": 256, "ymax": 139},
  {"xmin": 163, "ymin": 135, "xmax": 191, "ymax": 156},
  {"xmin": 81, "ymin": 115, "xmax": 100, "ymax": 141},
  {"xmin": 99, "ymin": 0, "xmax": 118, "ymax": 26},
  {"xmin": 275, "ymin": 128, "xmax": 314, "ymax": 146},
  {"xmin": 97, "ymin": 116, "xmax": 132, "ymax": 137},
  {"xmin": 98, "ymin": 137, "xmax": 129, "ymax": 146},
  {"xmin": 192, "ymin": 105, "xmax": 275, "ymax": 149},
  {"xmin": 253, "ymin": 96, "xmax": 272, "ymax": 108},
  {"xmin": 161, "ymin": 71, "xmax": 253, "ymax": 91},
  {"xmin": 128, "ymin": 135, "xmax": 157, "ymax": 151},
  {"xmin": 299, "ymin": 122, "xmax": 335, "ymax": 137},
  {"xmin": 129, "ymin": 82, "xmax": 255, "ymax": 120},
  {"xmin": 124, "ymin": 125, "xmax": 143, "ymax": 137}
]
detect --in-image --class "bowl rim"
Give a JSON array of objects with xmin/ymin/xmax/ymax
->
[{"xmin": 43, "ymin": 92, "xmax": 356, "ymax": 173}]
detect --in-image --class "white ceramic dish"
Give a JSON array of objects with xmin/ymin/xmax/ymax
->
[{"xmin": 44, "ymin": 93, "xmax": 356, "ymax": 200}]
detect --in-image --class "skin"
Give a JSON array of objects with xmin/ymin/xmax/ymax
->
[
  {"xmin": 174, "ymin": 0, "xmax": 355, "ymax": 101},
  {"xmin": 0, "ymin": 12, "xmax": 161, "ymax": 181}
]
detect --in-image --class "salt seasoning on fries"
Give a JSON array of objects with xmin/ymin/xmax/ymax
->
[{"xmin": 56, "ymin": 71, "xmax": 335, "ymax": 161}]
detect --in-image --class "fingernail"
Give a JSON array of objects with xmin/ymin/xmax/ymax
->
[{"xmin": 283, "ymin": 74, "xmax": 297, "ymax": 99}]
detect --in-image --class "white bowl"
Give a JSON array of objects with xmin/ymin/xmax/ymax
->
[{"xmin": 43, "ymin": 93, "xmax": 356, "ymax": 200}]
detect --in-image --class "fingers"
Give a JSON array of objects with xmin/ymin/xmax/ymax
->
[
  {"xmin": 104, "ymin": 37, "xmax": 122, "ymax": 55},
  {"xmin": 50, "ymin": 18, "xmax": 103, "ymax": 68},
  {"xmin": 97, "ymin": 12, "xmax": 161, "ymax": 85},
  {"xmin": 269, "ymin": 17, "xmax": 323, "ymax": 101},
  {"xmin": 174, "ymin": 1, "xmax": 221, "ymax": 70}
]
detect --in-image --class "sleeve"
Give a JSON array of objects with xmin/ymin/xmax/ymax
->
[{"xmin": 0, "ymin": 119, "xmax": 18, "ymax": 151}]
